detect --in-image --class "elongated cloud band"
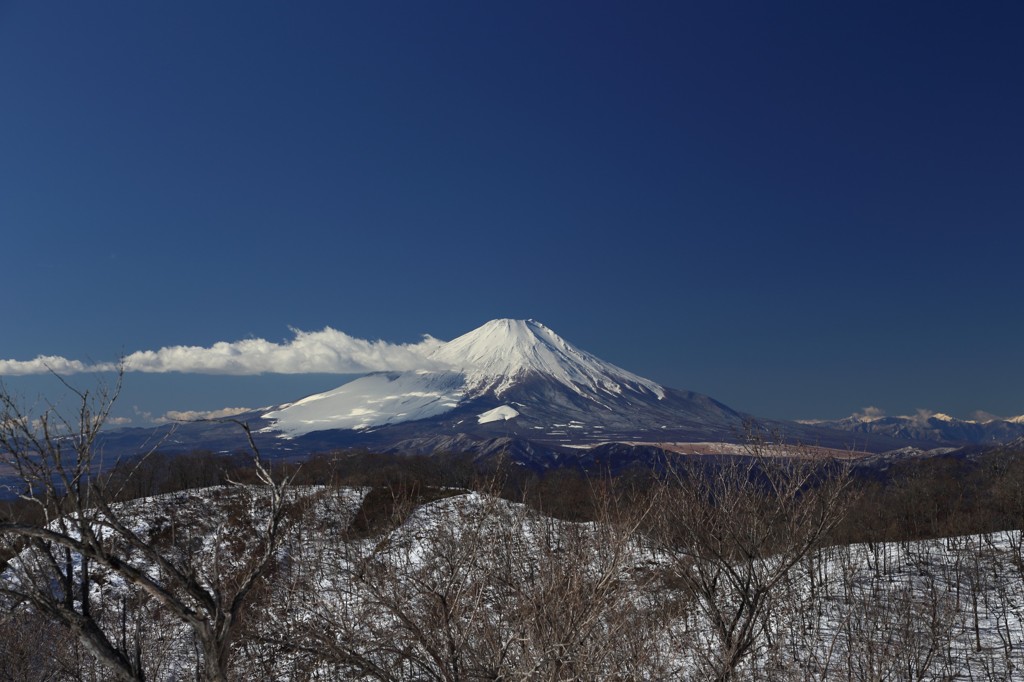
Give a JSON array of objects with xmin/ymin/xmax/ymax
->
[
  {"xmin": 0, "ymin": 327, "xmax": 446, "ymax": 376},
  {"xmin": 0, "ymin": 356, "xmax": 102, "ymax": 376},
  {"xmin": 154, "ymin": 407, "xmax": 254, "ymax": 424}
]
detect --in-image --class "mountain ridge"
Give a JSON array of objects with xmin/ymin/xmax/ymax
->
[
  {"xmin": 96, "ymin": 319, "xmax": 994, "ymax": 464},
  {"xmin": 804, "ymin": 411, "xmax": 1024, "ymax": 445}
]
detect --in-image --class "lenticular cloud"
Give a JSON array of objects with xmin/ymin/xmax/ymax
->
[{"xmin": 0, "ymin": 327, "xmax": 446, "ymax": 376}]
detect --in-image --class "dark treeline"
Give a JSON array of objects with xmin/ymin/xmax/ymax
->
[
  {"xmin": 837, "ymin": 448, "xmax": 1024, "ymax": 544},
  {"xmin": 6, "ymin": 441, "xmax": 1016, "ymax": 548},
  {"xmin": 245, "ymin": 442, "xmax": 1024, "ymax": 544}
]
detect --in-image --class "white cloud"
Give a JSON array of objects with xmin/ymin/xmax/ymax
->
[
  {"xmin": 0, "ymin": 356, "xmax": 115, "ymax": 376},
  {"xmin": 0, "ymin": 327, "xmax": 448, "ymax": 376},
  {"xmin": 154, "ymin": 407, "xmax": 254, "ymax": 424},
  {"xmin": 851, "ymin": 406, "xmax": 886, "ymax": 422},
  {"xmin": 970, "ymin": 410, "xmax": 1001, "ymax": 423},
  {"xmin": 106, "ymin": 416, "xmax": 133, "ymax": 426},
  {"xmin": 132, "ymin": 406, "xmax": 154, "ymax": 423},
  {"xmin": 912, "ymin": 408, "xmax": 942, "ymax": 426}
]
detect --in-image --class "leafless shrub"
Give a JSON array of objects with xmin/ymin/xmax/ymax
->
[
  {"xmin": 285, "ymin": 474, "xmax": 669, "ymax": 681},
  {"xmin": 0, "ymin": 371, "xmax": 295, "ymax": 681}
]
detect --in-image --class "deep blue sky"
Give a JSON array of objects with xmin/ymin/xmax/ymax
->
[{"xmin": 2, "ymin": 1, "xmax": 1023, "ymax": 421}]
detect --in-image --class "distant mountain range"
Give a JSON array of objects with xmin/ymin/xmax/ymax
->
[
  {"xmin": 800, "ymin": 411, "xmax": 1024, "ymax": 445},
  {"xmin": 101, "ymin": 319, "xmax": 1021, "ymax": 465}
]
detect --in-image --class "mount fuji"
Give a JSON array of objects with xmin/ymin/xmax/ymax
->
[
  {"xmin": 255, "ymin": 319, "xmax": 749, "ymax": 452},
  {"xmin": 103, "ymin": 319, "xmax": 916, "ymax": 463}
]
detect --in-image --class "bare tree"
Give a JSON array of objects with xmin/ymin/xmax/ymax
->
[
  {"xmin": 646, "ymin": 435, "xmax": 853, "ymax": 681},
  {"xmin": 0, "ymin": 371, "xmax": 294, "ymax": 681}
]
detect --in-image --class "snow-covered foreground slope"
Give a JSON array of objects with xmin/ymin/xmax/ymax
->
[
  {"xmin": 6, "ymin": 484, "xmax": 1024, "ymax": 680},
  {"xmin": 333, "ymin": 492, "xmax": 1024, "ymax": 681}
]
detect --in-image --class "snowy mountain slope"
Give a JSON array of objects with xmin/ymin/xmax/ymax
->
[
  {"xmin": 430, "ymin": 318, "xmax": 666, "ymax": 401},
  {"xmin": 262, "ymin": 370, "xmax": 466, "ymax": 436}
]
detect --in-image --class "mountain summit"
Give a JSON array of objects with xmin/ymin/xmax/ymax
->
[{"xmin": 430, "ymin": 318, "xmax": 665, "ymax": 401}]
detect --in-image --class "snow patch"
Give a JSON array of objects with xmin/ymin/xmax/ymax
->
[{"xmin": 477, "ymin": 405, "xmax": 520, "ymax": 424}]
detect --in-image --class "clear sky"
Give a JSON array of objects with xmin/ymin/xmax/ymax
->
[{"xmin": 1, "ymin": 1, "xmax": 1022, "ymax": 423}]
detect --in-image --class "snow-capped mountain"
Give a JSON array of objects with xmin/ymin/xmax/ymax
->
[
  {"xmin": 258, "ymin": 319, "xmax": 749, "ymax": 454},
  {"xmin": 262, "ymin": 319, "xmax": 671, "ymax": 438}
]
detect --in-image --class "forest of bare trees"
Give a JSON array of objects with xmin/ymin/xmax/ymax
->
[{"xmin": 3, "ymin": 378, "xmax": 1024, "ymax": 680}]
